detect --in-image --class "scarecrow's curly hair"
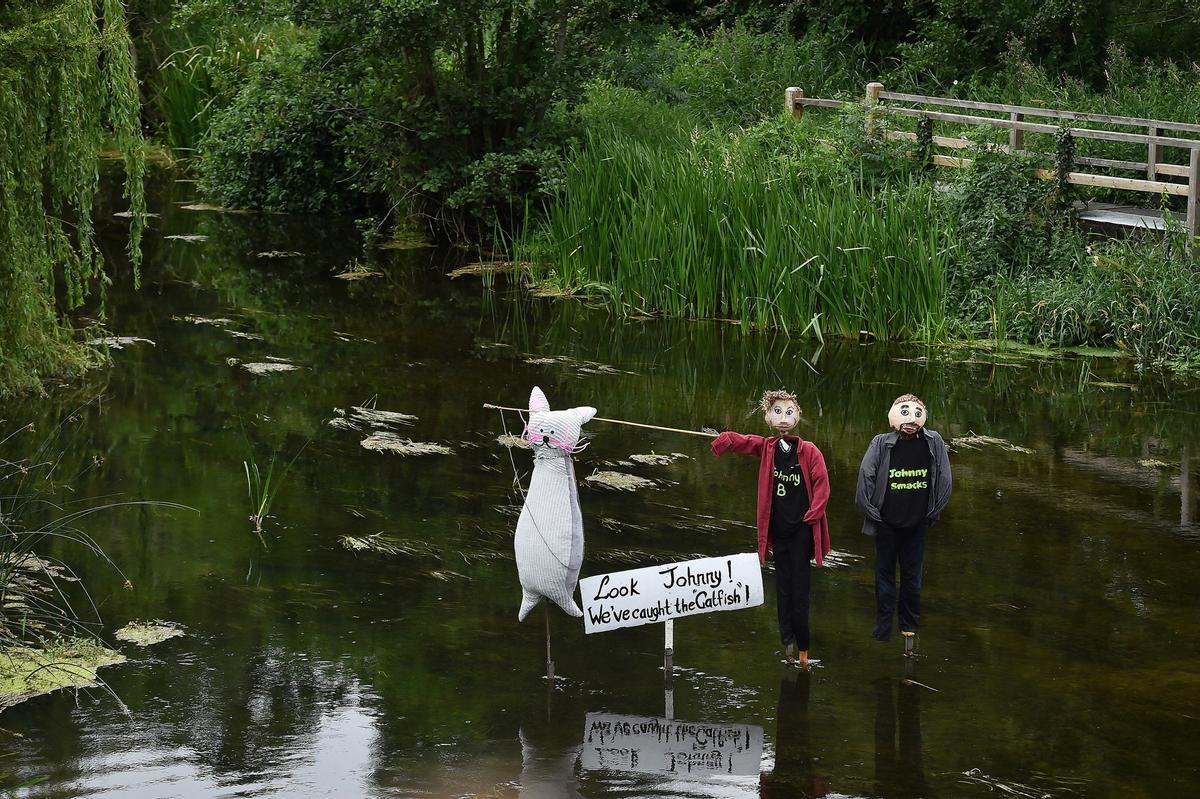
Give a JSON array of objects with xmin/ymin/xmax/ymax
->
[
  {"xmin": 891, "ymin": 393, "xmax": 925, "ymax": 408},
  {"xmin": 760, "ymin": 389, "xmax": 800, "ymax": 414}
]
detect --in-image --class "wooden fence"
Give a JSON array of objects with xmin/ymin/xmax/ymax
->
[{"xmin": 785, "ymin": 83, "xmax": 1200, "ymax": 240}]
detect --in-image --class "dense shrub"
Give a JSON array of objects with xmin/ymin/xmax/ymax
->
[{"xmin": 196, "ymin": 34, "xmax": 355, "ymax": 213}]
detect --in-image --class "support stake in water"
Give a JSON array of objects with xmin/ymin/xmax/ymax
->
[
  {"xmin": 545, "ymin": 604, "xmax": 555, "ymax": 680},
  {"xmin": 664, "ymin": 618, "xmax": 674, "ymax": 676}
]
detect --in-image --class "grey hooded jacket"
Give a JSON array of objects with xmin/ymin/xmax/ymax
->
[{"xmin": 855, "ymin": 430, "xmax": 952, "ymax": 535}]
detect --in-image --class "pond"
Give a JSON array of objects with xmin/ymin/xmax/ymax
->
[{"xmin": 4, "ymin": 169, "xmax": 1199, "ymax": 798}]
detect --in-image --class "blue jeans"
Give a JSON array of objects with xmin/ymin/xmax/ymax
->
[{"xmin": 873, "ymin": 521, "xmax": 927, "ymax": 640}]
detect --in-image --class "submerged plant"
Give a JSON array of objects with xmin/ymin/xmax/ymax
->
[
  {"xmin": 0, "ymin": 406, "xmax": 191, "ymax": 712},
  {"xmin": 244, "ymin": 442, "xmax": 308, "ymax": 543}
]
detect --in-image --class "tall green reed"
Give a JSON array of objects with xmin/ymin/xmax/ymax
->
[{"xmin": 519, "ymin": 124, "xmax": 951, "ymax": 341}]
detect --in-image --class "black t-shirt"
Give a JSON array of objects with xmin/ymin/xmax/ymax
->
[
  {"xmin": 770, "ymin": 438, "xmax": 810, "ymax": 541},
  {"xmin": 881, "ymin": 433, "xmax": 932, "ymax": 529}
]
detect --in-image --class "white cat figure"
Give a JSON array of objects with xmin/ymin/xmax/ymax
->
[{"xmin": 515, "ymin": 386, "xmax": 596, "ymax": 622}]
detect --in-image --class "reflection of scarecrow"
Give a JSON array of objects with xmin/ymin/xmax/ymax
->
[
  {"xmin": 855, "ymin": 394, "xmax": 952, "ymax": 650},
  {"xmin": 873, "ymin": 677, "xmax": 928, "ymax": 799},
  {"xmin": 760, "ymin": 672, "xmax": 830, "ymax": 798},
  {"xmin": 711, "ymin": 390, "xmax": 831, "ymax": 667}
]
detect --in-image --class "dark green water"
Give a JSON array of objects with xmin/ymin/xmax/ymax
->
[{"xmin": 4, "ymin": 170, "xmax": 1200, "ymax": 798}]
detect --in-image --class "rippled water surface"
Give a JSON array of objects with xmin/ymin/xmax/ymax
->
[{"xmin": 5, "ymin": 171, "xmax": 1200, "ymax": 798}]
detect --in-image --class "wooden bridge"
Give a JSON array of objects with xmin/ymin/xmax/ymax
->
[{"xmin": 785, "ymin": 83, "xmax": 1200, "ymax": 241}]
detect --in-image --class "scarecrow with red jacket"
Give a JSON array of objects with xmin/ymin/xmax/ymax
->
[{"xmin": 711, "ymin": 389, "xmax": 831, "ymax": 667}]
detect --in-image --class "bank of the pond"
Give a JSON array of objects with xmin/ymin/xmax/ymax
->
[{"xmin": 514, "ymin": 88, "xmax": 1200, "ymax": 372}]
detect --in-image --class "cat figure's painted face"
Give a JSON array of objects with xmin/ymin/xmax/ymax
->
[{"xmin": 523, "ymin": 386, "xmax": 596, "ymax": 455}]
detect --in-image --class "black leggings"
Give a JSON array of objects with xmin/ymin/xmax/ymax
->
[{"xmin": 772, "ymin": 528, "xmax": 813, "ymax": 650}]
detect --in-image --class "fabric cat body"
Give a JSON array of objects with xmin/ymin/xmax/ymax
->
[{"xmin": 514, "ymin": 387, "xmax": 595, "ymax": 622}]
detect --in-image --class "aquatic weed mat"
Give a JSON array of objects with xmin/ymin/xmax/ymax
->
[
  {"xmin": 0, "ymin": 641, "xmax": 125, "ymax": 710},
  {"xmin": 627, "ymin": 452, "xmax": 690, "ymax": 466},
  {"xmin": 330, "ymin": 405, "xmax": 418, "ymax": 432},
  {"xmin": 950, "ymin": 432, "xmax": 1035, "ymax": 454},
  {"xmin": 227, "ymin": 358, "xmax": 301, "ymax": 375},
  {"xmin": 584, "ymin": 471, "xmax": 657, "ymax": 491},
  {"xmin": 114, "ymin": 620, "xmax": 185, "ymax": 647},
  {"xmin": 360, "ymin": 433, "xmax": 452, "ymax": 456}
]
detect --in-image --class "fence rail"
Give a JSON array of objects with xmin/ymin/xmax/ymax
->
[{"xmin": 784, "ymin": 84, "xmax": 1200, "ymax": 240}]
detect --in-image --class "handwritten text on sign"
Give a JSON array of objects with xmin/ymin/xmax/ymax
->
[
  {"xmin": 581, "ymin": 713, "xmax": 764, "ymax": 777},
  {"xmin": 579, "ymin": 553, "xmax": 763, "ymax": 634}
]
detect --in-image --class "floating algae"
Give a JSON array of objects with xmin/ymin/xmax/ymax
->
[
  {"xmin": 340, "ymin": 534, "xmax": 411, "ymax": 557},
  {"xmin": 360, "ymin": 432, "xmax": 452, "ymax": 456},
  {"xmin": 950, "ymin": 433, "xmax": 1035, "ymax": 455},
  {"xmin": 1138, "ymin": 459, "xmax": 1172, "ymax": 469},
  {"xmin": 231, "ymin": 359, "xmax": 301, "ymax": 375},
  {"xmin": 495, "ymin": 433, "xmax": 531, "ymax": 449},
  {"xmin": 330, "ymin": 406, "xmax": 418, "ymax": 432},
  {"xmin": 86, "ymin": 336, "xmax": 155, "ymax": 350},
  {"xmin": 227, "ymin": 330, "xmax": 265, "ymax": 341},
  {"xmin": 172, "ymin": 315, "xmax": 235, "ymax": 326},
  {"xmin": 628, "ymin": 452, "xmax": 689, "ymax": 466},
  {"xmin": 114, "ymin": 620, "xmax": 185, "ymax": 647},
  {"xmin": 333, "ymin": 268, "xmax": 382, "ymax": 281},
  {"xmin": 179, "ymin": 202, "xmax": 253, "ymax": 214},
  {"xmin": 0, "ymin": 640, "xmax": 125, "ymax": 711},
  {"xmin": 164, "ymin": 234, "xmax": 208, "ymax": 243},
  {"xmin": 585, "ymin": 471, "xmax": 657, "ymax": 491},
  {"xmin": 348, "ymin": 406, "xmax": 416, "ymax": 428},
  {"xmin": 256, "ymin": 250, "xmax": 303, "ymax": 258},
  {"xmin": 521, "ymin": 354, "xmax": 632, "ymax": 376},
  {"xmin": 448, "ymin": 261, "xmax": 524, "ymax": 278}
]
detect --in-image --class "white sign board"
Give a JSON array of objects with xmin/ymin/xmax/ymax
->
[
  {"xmin": 581, "ymin": 713, "xmax": 764, "ymax": 777},
  {"xmin": 579, "ymin": 553, "xmax": 763, "ymax": 634}
]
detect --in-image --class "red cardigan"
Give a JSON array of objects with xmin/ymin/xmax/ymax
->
[{"xmin": 711, "ymin": 431, "xmax": 832, "ymax": 566}]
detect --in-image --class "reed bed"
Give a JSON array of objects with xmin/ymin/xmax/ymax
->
[{"xmin": 521, "ymin": 126, "xmax": 951, "ymax": 341}]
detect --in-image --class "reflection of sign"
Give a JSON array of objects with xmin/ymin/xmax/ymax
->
[
  {"xmin": 579, "ymin": 553, "xmax": 763, "ymax": 634},
  {"xmin": 581, "ymin": 713, "xmax": 763, "ymax": 777}
]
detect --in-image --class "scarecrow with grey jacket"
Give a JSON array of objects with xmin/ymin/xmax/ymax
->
[{"xmin": 855, "ymin": 394, "xmax": 952, "ymax": 652}]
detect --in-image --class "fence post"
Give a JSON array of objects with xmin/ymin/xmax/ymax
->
[
  {"xmin": 1188, "ymin": 147, "xmax": 1199, "ymax": 246},
  {"xmin": 1009, "ymin": 112, "xmax": 1024, "ymax": 151},
  {"xmin": 785, "ymin": 87, "xmax": 804, "ymax": 120},
  {"xmin": 1147, "ymin": 126, "xmax": 1161, "ymax": 181},
  {"xmin": 865, "ymin": 82, "xmax": 884, "ymax": 135}
]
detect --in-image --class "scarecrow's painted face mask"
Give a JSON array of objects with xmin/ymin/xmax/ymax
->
[
  {"xmin": 764, "ymin": 400, "xmax": 800, "ymax": 434},
  {"xmin": 888, "ymin": 400, "xmax": 926, "ymax": 436}
]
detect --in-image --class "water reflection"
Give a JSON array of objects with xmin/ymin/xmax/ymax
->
[
  {"xmin": 873, "ymin": 677, "xmax": 928, "ymax": 799},
  {"xmin": 760, "ymin": 672, "xmax": 828, "ymax": 798},
  {"xmin": 520, "ymin": 725, "xmax": 584, "ymax": 798},
  {"xmin": 4, "ymin": 168, "xmax": 1200, "ymax": 797}
]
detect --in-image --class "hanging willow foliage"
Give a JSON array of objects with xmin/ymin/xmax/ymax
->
[{"xmin": 0, "ymin": 0, "xmax": 145, "ymax": 394}]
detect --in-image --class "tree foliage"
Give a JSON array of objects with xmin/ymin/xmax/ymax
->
[{"xmin": 0, "ymin": 0, "xmax": 146, "ymax": 394}]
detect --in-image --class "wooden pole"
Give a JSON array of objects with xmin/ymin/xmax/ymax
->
[
  {"xmin": 1187, "ymin": 147, "xmax": 1199, "ymax": 246},
  {"xmin": 664, "ymin": 618, "xmax": 674, "ymax": 674},
  {"xmin": 785, "ymin": 86, "xmax": 804, "ymax": 120},
  {"xmin": 483, "ymin": 403, "xmax": 718, "ymax": 438},
  {"xmin": 865, "ymin": 82, "xmax": 884, "ymax": 136},
  {"xmin": 1147, "ymin": 125, "xmax": 1161, "ymax": 180},
  {"xmin": 1182, "ymin": 445, "xmax": 1192, "ymax": 528},
  {"xmin": 1009, "ymin": 112, "xmax": 1024, "ymax": 151},
  {"xmin": 545, "ymin": 604, "xmax": 555, "ymax": 680}
]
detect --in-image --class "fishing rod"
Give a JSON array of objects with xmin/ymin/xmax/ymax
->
[{"xmin": 482, "ymin": 403, "xmax": 718, "ymax": 438}]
